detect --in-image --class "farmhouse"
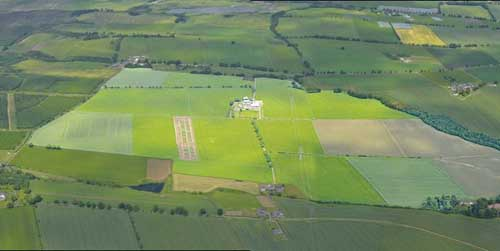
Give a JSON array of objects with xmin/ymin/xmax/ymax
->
[
  {"xmin": 377, "ymin": 6, "xmax": 439, "ymax": 15},
  {"xmin": 259, "ymin": 184, "xmax": 285, "ymax": 194},
  {"xmin": 239, "ymin": 96, "xmax": 263, "ymax": 111},
  {"xmin": 450, "ymin": 82, "xmax": 476, "ymax": 96}
]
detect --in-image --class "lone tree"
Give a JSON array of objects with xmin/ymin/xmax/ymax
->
[{"xmin": 217, "ymin": 208, "xmax": 224, "ymax": 216}]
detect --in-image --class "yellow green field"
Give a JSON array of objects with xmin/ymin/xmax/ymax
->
[{"xmin": 394, "ymin": 25, "xmax": 446, "ymax": 46}]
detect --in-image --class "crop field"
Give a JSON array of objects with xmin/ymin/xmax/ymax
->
[
  {"xmin": 313, "ymin": 119, "xmax": 497, "ymax": 158},
  {"xmin": 436, "ymin": 153, "xmax": 500, "ymax": 197},
  {"xmin": 440, "ymin": 4, "xmax": 491, "ymax": 19},
  {"xmin": 421, "ymin": 69, "xmax": 481, "ymax": 87},
  {"xmin": 292, "ymin": 39, "xmax": 443, "ymax": 72},
  {"xmin": 165, "ymin": 71, "xmax": 251, "ymax": 88},
  {"xmin": 105, "ymin": 68, "xmax": 169, "ymax": 88},
  {"xmin": 15, "ymin": 95, "xmax": 85, "ymax": 128},
  {"xmin": 277, "ymin": 198, "xmax": 500, "ymax": 251},
  {"xmin": 432, "ymin": 27, "xmax": 500, "ymax": 45},
  {"xmin": 36, "ymin": 205, "xmax": 139, "ymax": 250},
  {"xmin": 256, "ymin": 78, "xmax": 409, "ymax": 120},
  {"xmin": 173, "ymin": 173, "xmax": 259, "ymax": 194},
  {"xmin": 13, "ymin": 146, "xmax": 147, "ymax": 185},
  {"xmin": 0, "ymin": 131, "xmax": 27, "ymax": 150},
  {"xmin": 487, "ymin": 4, "xmax": 500, "ymax": 20},
  {"xmin": 273, "ymin": 154, "xmax": 384, "ymax": 204},
  {"xmin": 18, "ymin": 74, "xmax": 104, "ymax": 94},
  {"xmin": 30, "ymin": 111, "xmax": 134, "ymax": 155},
  {"xmin": 0, "ymin": 94, "xmax": 7, "ymax": 128},
  {"xmin": 209, "ymin": 189, "xmax": 261, "ymax": 212},
  {"xmin": 14, "ymin": 59, "xmax": 117, "ymax": 79},
  {"xmin": 277, "ymin": 15, "xmax": 360, "ymax": 37},
  {"xmin": 119, "ymin": 36, "xmax": 305, "ymax": 72},
  {"xmin": 0, "ymin": 73, "xmax": 23, "ymax": 91},
  {"xmin": 175, "ymin": 118, "xmax": 272, "ymax": 183},
  {"xmin": 31, "ymin": 179, "xmax": 217, "ymax": 212},
  {"xmin": 11, "ymin": 33, "xmax": 116, "ymax": 61},
  {"xmin": 173, "ymin": 116, "xmax": 198, "ymax": 160},
  {"xmin": 132, "ymin": 115, "xmax": 177, "ymax": 159},
  {"xmin": 393, "ymin": 24, "xmax": 446, "ymax": 46},
  {"xmin": 0, "ymin": 207, "xmax": 41, "ymax": 250},
  {"xmin": 348, "ymin": 157, "xmax": 466, "ymax": 207},
  {"xmin": 304, "ymin": 73, "xmax": 500, "ymax": 138},
  {"xmin": 427, "ymin": 47, "xmax": 498, "ymax": 69},
  {"xmin": 466, "ymin": 66, "xmax": 500, "ymax": 83}
]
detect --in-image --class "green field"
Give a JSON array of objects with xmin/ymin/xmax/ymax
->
[
  {"xmin": 0, "ymin": 207, "xmax": 41, "ymax": 250},
  {"xmin": 36, "ymin": 205, "xmax": 139, "ymax": 250},
  {"xmin": 15, "ymin": 95, "xmax": 86, "ymax": 128},
  {"xmin": 441, "ymin": 4, "xmax": 492, "ymax": 19},
  {"xmin": 0, "ymin": 94, "xmax": 7, "ymax": 128},
  {"xmin": 14, "ymin": 59, "xmax": 117, "ymax": 79},
  {"xmin": 12, "ymin": 33, "xmax": 116, "ymax": 61},
  {"xmin": 18, "ymin": 74, "xmax": 104, "ymax": 94},
  {"xmin": 0, "ymin": 131, "xmax": 27, "ymax": 150},
  {"xmin": 30, "ymin": 111, "xmax": 134, "ymax": 155},
  {"xmin": 466, "ymin": 66, "xmax": 500, "ymax": 83},
  {"xmin": 274, "ymin": 154, "xmax": 385, "ymax": 204},
  {"xmin": 31, "ymin": 179, "xmax": 217, "ymax": 212},
  {"xmin": 132, "ymin": 115, "xmax": 177, "ymax": 158},
  {"xmin": 13, "ymin": 146, "xmax": 147, "ymax": 185},
  {"xmin": 432, "ymin": 27, "xmax": 500, "ymax": 45},
  {"xmin": 105, "ymin": 68, "xmax": 169, "ymax": 88},
  {"xmin": 348, "ymin": 157, "xmax": 467, "ymax": 207},
  {"xmin": 427, "ymin": 47, "xmax": 498, "ymax": 69},
  {"xmin": 304, "ymin": 73, "xmax": 500, "ymax": 138}
]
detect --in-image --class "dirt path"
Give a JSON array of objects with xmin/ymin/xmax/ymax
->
[
  {"xmin": 281, "ymin": 217, "xmax": 488, "ymax": 251},
  {"xmin": 7, "ymin": 93, "xmax": 16, "ymax": 130}
]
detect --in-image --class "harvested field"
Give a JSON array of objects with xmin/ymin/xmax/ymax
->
[
  {"xmin": 436, "ymin": 154, "xmax": 500, "ymax": 197},
  {"xmin": 257, "ymin": 195, "xmax": 276, "ymax": 208},
  {"xmin": 173, "ymin": 174, "xmax": 259, "ymax": 194},
  {"xmin": 7, "ymin": 93, "xmax": 16, "ymax": 130},
  {"xmin": 173, "ymin": 116, "xmax": 198, "ymax": 161},
  {"xmin": 147, "ymin": 159, "xmax": 172, "ymax": 181},
  {"xmin": 394, "ymin": 24, "xmax": 446, "ymax": 46},
  {"xmin": 314, "ymin": 119, "xmax": 498, "ymax": 158}
]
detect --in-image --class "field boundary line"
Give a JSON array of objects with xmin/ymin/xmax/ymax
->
[
  {"xmin": 281, "ymin": 217, "xmax": 489, "ymax": 251},
  {"xmin": 432, "ymin": 159, "xmax": 469, "ymax": 198},
  {"xmin": 381, "ymin": 120, "xmax": 407, "ymax": 157},
  {"xmin": 346, "ymin": 158, "xmax": 389, "ymax": 205}
]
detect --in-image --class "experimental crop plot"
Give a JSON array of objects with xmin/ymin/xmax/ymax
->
[{"xmin": 173, "ymin": 116, "xmax": 198, "ymax": 161}]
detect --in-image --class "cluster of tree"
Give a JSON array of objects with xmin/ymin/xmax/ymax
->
[
  {"xmin": 251, "ymin": 119, "xmax": 272, "ymax": 168},
  {"xmin": 218, "ymin": 62, "xmax": 279, "ymax": 73},
  {"xmin": 344, "ymin": 89, "xmax": 500, "ymax": 151},
  {"xmin": 127, "ymin": 4, "xmax": 152, "ymax": 16},
  {"xmin": 70, "ymin": 9, "xmax": 99, "ymax": 17},
  {"xmin": 59, "ymin": 199, "xmax": 112, "ymax": 210},
  {"xmin": 174, "ymin": 14, "xmax": 188, "ymax": 23},
  {"xmin": 422, "ymin": 195, "xmax": 500, "ymax": 219},
  {"xmin": 170, "ymin": 206, "xmax": 189, "ymax": 216},
  {"xmin": 44, "ymin": 145, "xmax": 62, "ymax": 150},
  {"xmin": 118, "ymin": 202, "xmax": 141, "ymax": 212},
  {"xmin": 0, "ymin": 168, "xmax": 36, "ymax": 190}
]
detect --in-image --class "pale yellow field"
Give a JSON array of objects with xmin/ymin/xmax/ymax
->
[
  {"xmin": 394, "ymin": 25, "xmax": 446, "ymax": 46},
  {"xmin": 172, "ymin": 174, "xmax": 259, "ymax": 194}
]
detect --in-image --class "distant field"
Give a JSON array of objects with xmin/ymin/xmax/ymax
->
[
  {"xmin": 427, "ymin": 47, "xmax": 498, "ymax": 69},
  {"xmin": 274, "ymin": 154, "xmax": 385, "ymax": 204},
  {"xmin": 13, "ymin": 146, "xmax": 147, "ymax": 185},
  {"xmin": 18, "ymin": 74, "xmax": 104, "ymax": 94},
  {"xmin": 0, "ymin": 94, "xmax": 7, "ymax": 128},
  {"xmin": 432, "ymin": 27, "xmax": 500, "ymax": 45},
  {"xmin": 132, "ymin": 115, "xmax": 177, "ymax": 159},
  {"xmin": 304, "ymin": 73, "xmax": 500, "ymax": 138},
  {"xmin": 30, "ymin": 111, "xmax": 134, "ymax": 155},
  {"xmin": 487, "ymin": 4, "xmax": 500, "ymax": 20},
  {"xmin": 256, "ymin": 78, "xmax": 409, "ymax": 120},
  {"xmin": 421, "ymin": 69, "xmax": 481, "ymax": 87},
  {"xmin": 14, "ymin": 59, "xmax": 117, "ymax": 79},
  {"xmin": 119, "ymin": 36, "xmax": 304, "ymax": 72},
  {"xmin": 105, "ymin": 68, "xmax": 169, "ymax": 88},
  {"xmin": 441, "ymin": 4, "xmax": 491, "ymax": 19},
  {"xmin": 11, "ymin": 33, "xmax": 115, "ymax": 61},
  {"xmin": 394, "ymin": 24, "xmax": 446, "ymax": 46},
  {"xmin": 466, "ymin": 66, "xmax": 500, "ymax": 83},
  {"xmin": 348, "ymin": 157, "xmax": 466, "ymax": 207},
  {"xmin": 313, "ymin": 119, "xmax": 497, "ymax": 158},
  {"xmin": 0, "ymin": 131, "xmax": 27, "ymax": 150},
  {"xmin": 36, "ymin": 205, "xmax": 139, "ymax": 250},
  {"xmin": 292, "ymin": 39, "xmax": 443, "ymax": 72},
  {"xmin": 15, "ymin": 95, "xmax": 86, "ymax": 128},
  {"xmin": 0, "ymin": 207, "xmax": 41, "ymax": 250}
]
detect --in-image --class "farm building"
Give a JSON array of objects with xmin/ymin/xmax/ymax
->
[
  {"xmin": 450, "ymin": 83, "xmax": 476, "ymax": 96},
  {"xmin": 239, "ymin": 96, "xmax": 263, "ymax": 111},
  {"xmin": 378, "ymin": 6, "xmax": 439, "ymax": 15},
  {"xmin": 259, "ymin": 184, "xmax": 285, "ymax": 194},
  {"xmin": 488, "ymin": 203, "xmax": 500, "ymax": 210},
  {"xmin": 0, "ymin": 193, "xmax": 5, "ymax": 201}
]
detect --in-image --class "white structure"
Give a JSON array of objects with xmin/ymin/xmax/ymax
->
[
  {"xmin": 0, "ymin": 193, "xmax": 6, "ymax": 201},
  {"xmin": 240, "ymin": 96, "xmax": 263, "ymax": 111}
]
